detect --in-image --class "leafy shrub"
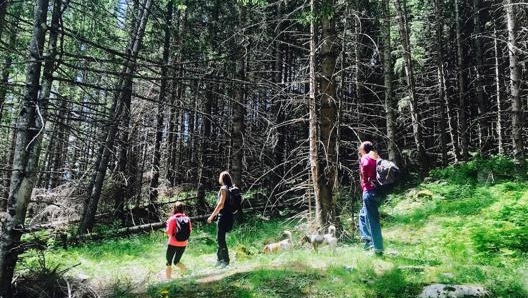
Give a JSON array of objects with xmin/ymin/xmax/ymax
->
[
  {"xmin": 430, "ymin": 156, "xmax": 516, "ymax": 185},
  {"xmin": 471, "ymin": 190, "xmax": 528, "ymax": 254}
]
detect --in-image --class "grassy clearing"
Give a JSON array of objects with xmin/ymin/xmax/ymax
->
[{"xmin": 18, "ymin": 159, "xmax": 528, "ymax": 297}]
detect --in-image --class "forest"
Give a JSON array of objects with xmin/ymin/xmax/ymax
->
[{"xmin": 0, "ymin": 0, "xmax": 527, "ymax": 297}]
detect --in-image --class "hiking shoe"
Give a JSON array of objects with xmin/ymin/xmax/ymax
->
[
  {"xmin": 362, "ymin": 242, "xmax": 373, "ymax": 251},
  {"xmin": 374, "ymin": 251, "xmax": 384, "ymax": 257},
  {"xmin": 215, "ymin": 261, "xmax": 229, "ymax": 268}
]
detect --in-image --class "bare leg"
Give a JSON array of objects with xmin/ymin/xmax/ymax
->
[
  {"xmin": 176, "ymin": 262, "xmax": 187, "ymax": 274},
  {"xmin": 165, "ymin": 266, "xmax": 172, "ymax": 279}
]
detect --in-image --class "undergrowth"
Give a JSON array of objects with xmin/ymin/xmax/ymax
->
[{"xmin": 16, "ymin": 156, "xmax": 528, "ymax": 297}]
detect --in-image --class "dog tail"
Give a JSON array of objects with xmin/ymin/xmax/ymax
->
[
  {"xmin": 262, "ymin": 245, "xmax": 270, "ymax": 254},
  {"xmin": 283, "ymin": 230, "xmax": 293, "ymax": 242}
]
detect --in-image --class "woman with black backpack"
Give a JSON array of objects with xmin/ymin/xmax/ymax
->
[
  {"xmin": 207, "ymin": 171, "xmax": 235, "ymax": 268},
  {"xmin": 165, "ymin": 201, "xmax": 191, "ymax": 279}
]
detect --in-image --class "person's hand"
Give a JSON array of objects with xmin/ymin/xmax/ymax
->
[{"xmin": 207, "ymin": 215, "xmax": 214, "ymax": 224}]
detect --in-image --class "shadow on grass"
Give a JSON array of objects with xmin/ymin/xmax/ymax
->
[
  {"xmin": 148, "ymin": 266, "xmax": 322, "ymax": 298},
  {"xmin": 146, "ymin": 261, "xmax": 427, "ymax": 298}
]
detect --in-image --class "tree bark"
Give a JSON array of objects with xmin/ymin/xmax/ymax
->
[
  {"xmin": 504, "ymin": 0, "xmax": 525, "ymax": 171},
  {"xmin": 493, "ymin": 23, "xmax": 504, "ymax": 155},
  {"xmin": 455, "ymin": 0, "xmax": 468, "ymax": 160},
  {"xmin": 308, "ymin": 0, "xmax": 319, "ymax": 227},
  {"xmin": 381, "ymin": 0, "xmax": 398, "ymax": 163},
  {"xmin": 316, "ymin": 0, "xmax": 338, "ymax": 226},
  {"xmin": 0, "ymin": 0, "xmax": 51, "ymax": 295}
]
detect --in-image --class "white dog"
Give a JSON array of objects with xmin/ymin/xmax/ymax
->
[{"xmin": 263, "ymin": 230, "xmax": 293, "ymax": 254}]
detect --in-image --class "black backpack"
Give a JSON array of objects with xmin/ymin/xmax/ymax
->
[
  {"xmin": 228, "ymin": 185, "xmax": 243, "ymax": 215},
  {"xmin": 173, "ymin": 214, "xmax": 191, "ymax": 241},
  {"xmin": 376, "ymin": 159, "xmax": 400, "ymax": 186}
]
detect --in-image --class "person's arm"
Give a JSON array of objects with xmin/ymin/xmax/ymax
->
[
  {"xmin": 166, "ymin": 217, "xmax": 174, "ymax": 236},
  {"xmin": 207, "ymin": 188, "xmax": 227, "ymax": 223},
  {"xmin": 359, "ymin": 158, "xmax": 369, "ymax": 186}
]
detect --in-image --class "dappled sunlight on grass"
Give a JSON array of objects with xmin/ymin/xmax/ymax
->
[{"xmin": 17, "ymin": 169, "xmax": 528, "ymax": 297}]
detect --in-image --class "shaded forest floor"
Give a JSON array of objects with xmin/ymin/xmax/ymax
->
[{"xmin": 18, "ymin": 164, "xmax": 528, "ymax": 297}]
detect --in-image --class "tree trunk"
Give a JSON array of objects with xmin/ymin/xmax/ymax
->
[
  {"xmin": 0, "ymin": 0, "xmax": 16, "ymax": 123},
  {"xmin": 149, "ymin": 0, "xmax": 172, "ymax": 209},
  {"xmin": 166, "ymin": 9, "xmax": 185, "ymax": 186},
  {"xmin": 38, "ymin": 0, "xmax": 62, "ymax": 189},
  {"xmin": 455, "ymin": 0, "xmax": 468, "ymax": 160},
  {"xmin": 493, "ymin": 23, "xmax": 504, "ymax": 155},
  {"xmin": 230, "ymin": 4, "xmax": 247, "ymax": 187},
  {"xmin": 434, "ymin": 0, "xmax": 448, "ymax": 166},
  {"xmin": 316, "ymin": 0, "xmax": 338, "ymax": 226},
  {"xmin": 272, "ymin": 1, "xmax": 286, "ymax": 187},
  {"xmin": 1, "ymin": 129, "xmax": 15, "ymax": 211},
  {"xmin": 0, "ymin": 0, "xmax": 51, "ymax": 295},
  {"xmin": 308, "ymin": 0, "xmax": 320, "ymax": 227},
  {"xmin": 0, "ymin": 0, "xmax": 9, "ymax": 41},
  {"xmin": 50, "ymin": 93, "xmax": 70, "ymax": 188},
  {"xmin": 394, "ymin": 0, "xmax": 427, "ymax": 175},
  {"xmin": 79, "ymin": 0, "xmax": 153, "ymax": 234},
  {"xmin": 381, "ymin": 0, "xmax": 398, "ymax": 163},
  {"xmin": 472, "ymin": 0, "xmax": 490, "ymax": 155},
  {"xmin": 504, "ymin": 0, "xmax": 525, "ymax": 171}
]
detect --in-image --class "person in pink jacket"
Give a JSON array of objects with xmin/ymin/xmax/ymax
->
[{"xmin": 165, "ymin": 201, "xmax": 191, "ymax": 279}]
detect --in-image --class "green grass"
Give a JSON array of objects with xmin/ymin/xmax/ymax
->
[{"xmin": 17, "ymin": 159, "xmax": 528, "ymax": 297}]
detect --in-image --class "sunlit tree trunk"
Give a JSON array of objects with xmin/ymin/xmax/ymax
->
[
  {"xmin": 504, "ymin": 0, "xmax": 525, "ymax": 172},
  {"xmin": 308, "ymin": 0, "xmax": 320, "ymax": 226},
  {"xmin": 493, "ymin": 24, "xmax": 504, "ymax": 155},
  {"xmin": 0, "ymin": 0, "xmax": 50, "ymax": 295}
]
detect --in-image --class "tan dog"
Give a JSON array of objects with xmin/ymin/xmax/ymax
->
[{"xmin": 263, "ymin": 231, "xmax": 293, "ymax": 254}]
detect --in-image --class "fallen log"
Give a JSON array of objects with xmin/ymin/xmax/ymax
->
[{"xmin": 20, "ymin": 202, "xmax": 303, "ymax": 249}]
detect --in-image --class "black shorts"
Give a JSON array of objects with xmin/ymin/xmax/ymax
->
[{"xmin": 166, "ymin": 245, "xmax": 186, "ymax": 266}]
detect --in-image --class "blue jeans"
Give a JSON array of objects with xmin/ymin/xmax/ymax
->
[{"xmin": 359, "ymin": 190, "xmax": 383, "ymax": 252}]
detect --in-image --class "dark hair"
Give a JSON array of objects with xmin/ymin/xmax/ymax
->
[
  {"xmin": 359, "ymin": 141, "xmax": 374, "ymax": 153},
  {"xmin": 172, "ymin": 201, "xmax": 185, "ymax": 214},
  {"xmin": 218, "ymin": 171, "xmax": 233, "ymax": 186}
]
